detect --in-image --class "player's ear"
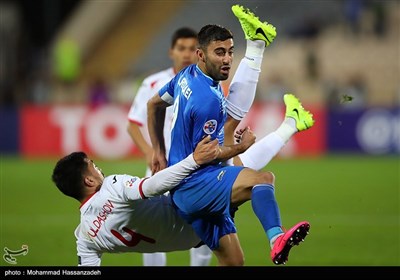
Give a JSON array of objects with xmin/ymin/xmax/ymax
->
[
  {"xmin": 84, "ymin": 176, "xmax": 96, "ymax": 188},
  {"xmin": 197, "ymin": 49, "xmax": 205, "ymax": 63}
]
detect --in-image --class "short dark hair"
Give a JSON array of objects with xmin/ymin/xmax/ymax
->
[
  {"xmin": 51, "ymin": 152, "xmax": 88, "ymax": 201},
  {"xmin": 171, "ymin": 27, "xmax": 198, "ymax": 48},
  {"xmin": 198, "ymin": 24, "xmax": 233, "ymax": 51}
]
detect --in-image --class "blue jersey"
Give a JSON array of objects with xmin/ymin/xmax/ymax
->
[
  {"xmin": 158, "ymin": 64, "xmax": 245, "ymax": 249},
  {"xmin": 159, "ymin": 64, "xmax": 226, "ymax": 167}
]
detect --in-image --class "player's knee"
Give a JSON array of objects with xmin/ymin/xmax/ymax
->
[{"xmin": 257, "ymin": 170, "xmax": 275, "ymax": 185}]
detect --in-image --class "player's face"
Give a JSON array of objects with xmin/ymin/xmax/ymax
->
[
  {"xmin": 85, "ymin": 158, "xmax": 105, "ymax": 190},
  {"xmin": 202, "ymin": 39, "xmax": 234, "ymax": 81},
  {"xmin": 170, "ymin": 38, "xmax": 198, "ymax": 73}
]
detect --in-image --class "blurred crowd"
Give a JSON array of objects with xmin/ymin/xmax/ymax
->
[{"xmin": 1, "ymin": 0, "xmax": 399, "ymax": 108}]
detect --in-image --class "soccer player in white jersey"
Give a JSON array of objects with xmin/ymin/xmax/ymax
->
[
  {"xmin": 127, "ymin": 27, "xmax": 212, "ymax": 267},
  {"xmin": 51, "ymin": 136, "xmax": 220, "ymax": 266},
  {"xmin": 147, "ymin": 5, "xmax": 314, "ymax": 266}
]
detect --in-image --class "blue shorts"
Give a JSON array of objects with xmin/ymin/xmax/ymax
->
[
  {"xmin": 191, "ymin": 214, "xmax": 237, "ymax": 250},
  {"xmin": 171, "ymin": 164, "xmax": 244, "ymax": 249}
]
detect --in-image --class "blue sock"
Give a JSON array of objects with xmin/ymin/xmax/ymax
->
[{"xmin": 251, "ymin": 184, "xmax": 283, "ymax": 241}]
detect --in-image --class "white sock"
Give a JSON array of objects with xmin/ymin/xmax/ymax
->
[
  {"xmin": 239, "ymin": 132, "xmax": 285, "ymax": 171},
  {"xmin": 142, "ymin": 252, "xmax": 166, "ymax": 266},
  {"xmin": 190, "ymin": 245, "xmax": 213, "ymax": 266},
  {"xmin": 244, "ymin": 39, "xmax": 265, "ymax": 70},
  {"xmin": 226, "ymin": 57, "xmax": 261, "ymax": 120},
  {"xmin": 226, "ymin": 39, "xmax": 265, "ymax": 120},
  {"xmin": 275, "ymin": 118, "xmax": 297, "ymax": 144}
]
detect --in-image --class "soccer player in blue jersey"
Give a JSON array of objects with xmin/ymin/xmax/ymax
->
[{"xmin": 148, "ymin": 5, "xmax": 314, "ymax": 266}]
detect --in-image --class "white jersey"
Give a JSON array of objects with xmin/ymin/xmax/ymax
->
[
  {"xmin": 75, "ymin": 155, "xmax": 202, "ymax": 266},
  {"xmin": 127, "ymin": 67, "xmax": 175, "ymax": 161}
]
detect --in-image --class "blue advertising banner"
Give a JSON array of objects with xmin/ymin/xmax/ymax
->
[
  {"xmin": 0, "ymin": 107, "xmax": 19, "ymax": 154},
  {"xmin": 328, "ymin": 107, "xmax": 400, "ymax": 154}
]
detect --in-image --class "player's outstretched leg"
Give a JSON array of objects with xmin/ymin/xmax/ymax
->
[
  {"xmin": 232, "ymin": 4, "xmax": 277, "ymax": 46},
  {"xmin": 238, "ymin": 93, "xmax": 315, "ymax": 171},
  {"xmin": 270, "ymin": 221, "xmax": 310, "ymax": 265},
  {"xmin": 226, "ymin": 4, "xmax": 278, "ymax": 147}
]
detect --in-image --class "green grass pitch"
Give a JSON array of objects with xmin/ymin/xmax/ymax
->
[{"xmin": 1, "ymin": 154, "xmax": 399, "ymax": 266}]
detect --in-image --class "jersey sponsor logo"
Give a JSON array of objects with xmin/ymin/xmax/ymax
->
[
  {"xmin": 124, "ymin": 177, "xmax": 137, "ymax": 188},
  {"xmin": 203, "ymin": 119, "xmax": 217, "ymax": 134},
  {"xmin": 178, "ymin": 77, "xmax": 192, "ymax": 99}
]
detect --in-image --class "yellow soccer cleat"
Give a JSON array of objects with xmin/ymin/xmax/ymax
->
[
  {"xmin": 231, "ymin": 4, "xmax": 277, "ymax": 46},
  {"xmin": 284, "ymin": 93, "xmax": 315, "ymax": 131}
]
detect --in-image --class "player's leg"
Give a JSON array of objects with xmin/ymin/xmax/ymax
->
[
  {"xmin": 226, "ymin": 5, "xmax": 277, "ymax": 134},
  {"xmin": 190, "ymin": 245, "xmax": 212, "ymax": 266},
  {"xmin": 238, "ymin": 93, "xmax": 315, "ymax": 170},
  {"xmin": 191, "ymin": 215, "xmax": 244, "ymax": 266},
  {"xmin": 142, "ymin": 252, "xmax": 166, "ymax": 266},
  {"xmin": 142, "ymin": 167, "xmax": 167, "ymax": 266},
  {"xmin": 230, "ymin": 168, "xmax": 284, "ymax": 250},
  {"xmin": 223, "ymin": 38, "xmax": 265, "ymax": 166},
  {"xmin": 230, "ymin": 167, "xmax": 310, "ymax": 265},
  {"xmin": 225, "ymin": 38, "xmax": 266, "ymax": 130},
  {"xmin": 213, "ymin": 233, "xmax": 244, "ymax": 266},
  {"xmin": 225, "ymin": 5, "xmax": 277, "ymax": 165}
]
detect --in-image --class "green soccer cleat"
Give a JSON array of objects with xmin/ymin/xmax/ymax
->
[
  {"xmin": 231, "ymin": 4, "xmax": 277, "ymax": 46},
  {"xmin": 284, "ymin": 93, "xmax": 315, "ymax": 131}
]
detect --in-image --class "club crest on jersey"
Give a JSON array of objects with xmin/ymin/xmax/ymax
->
[
  {"xmin": 124, "ymin": 177, "xmax": 137, "ymax": 188},
  {"xmin": 203, "ymin": 119, "xmax": 217, "ymax": 134}
]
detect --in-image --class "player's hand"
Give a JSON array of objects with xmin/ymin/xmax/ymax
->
[
  {"xmin": 234, "ymin": 127, "xmax": 247, "ymax": 143},
  {"xmin": 238, "ymin": 126, "xmax": 256, "ymax": 151},
  {"xmin": 193, "ymin": 135, "xmax": 220, "ymax": 165},
  {"xmin": 151, "ymin": 150, "xmax": 167, "ymax": 175}
]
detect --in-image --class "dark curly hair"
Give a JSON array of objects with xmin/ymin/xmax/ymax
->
[
  {"xmin": 198, "ymin": 24, "xmax": 233, "ymax": 51},
  {"xmin": 171, "ymin": 27, "xmax": 198, "ymax": 48},
  {"xmin": 51, "ymin": 152, "xmax": 88, "ymax": 201}
]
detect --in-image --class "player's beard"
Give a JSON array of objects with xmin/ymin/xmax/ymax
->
[{"xmin": 205, "ymin": 60, "xmax": 230, "ymax": 81}]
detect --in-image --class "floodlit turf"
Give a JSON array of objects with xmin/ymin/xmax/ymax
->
[{"xmin": 0, "ymin": 155, "xmax": 399, "ymax": 266}]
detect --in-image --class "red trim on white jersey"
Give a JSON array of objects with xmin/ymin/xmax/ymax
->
[
  {"xmin": 79, "ymin": 192, "xmax": 97, "ymax": 209},
  {"xmin": 138, "ymin": 177, "xmax": 149, "ymax": 199},
  {"xmin": 128, "ymin": 118, "xmax": 143, "ymax": 126}
]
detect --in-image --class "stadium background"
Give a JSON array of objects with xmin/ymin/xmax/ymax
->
[{"xmin": 0, "ymin": 0, "xmax": 399, "ymax": 266}]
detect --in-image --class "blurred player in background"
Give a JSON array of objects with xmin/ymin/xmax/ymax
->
[
  {"xmin": 127, "ymin": 27, "xmax": 213, "ymax": 266},
  {"xmin": 147, "ymin": 5, "xmax": 314, "ymax": 265}
]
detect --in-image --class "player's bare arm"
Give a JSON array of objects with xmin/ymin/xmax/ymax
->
[
  {"xmin": 127, "ymin": 122, "xmax": 154, "ymax": 167},
  {"xmin": 224, "ymin": 115, "xmax": 244, "ymax": 166},
  {"xmin": 147, "ymin": 93, "xmax": 170, "ymax": 174},
  {"xmin": 214, "ymin": 126, "xmax": 255, "ymax": 163},
  {"xmin": 141, "ymin": 135, "xmax": 219, "ymax": 197}
]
